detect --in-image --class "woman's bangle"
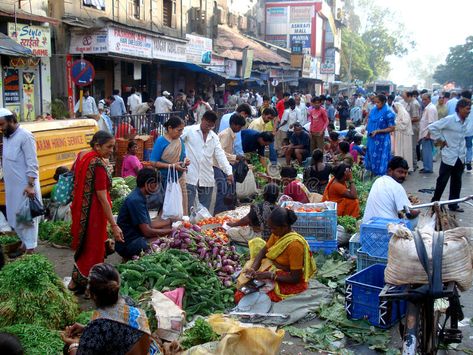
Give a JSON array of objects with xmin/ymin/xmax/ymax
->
[{"xmin": 68, "ymin": 343, "xmax": 79, "ymax": 353}]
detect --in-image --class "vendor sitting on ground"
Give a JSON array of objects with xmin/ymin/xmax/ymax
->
[
  {"xmin": 61, "ymin": 263, "xmax": 158, "ymax": 354},
  {"xmin": 333, "ymin": 141, "xmax": 354, "ymax": 167},
  {"xmin": 284, "ymin": 123, "xmax": 311, "ymax": 166},
  {"xmin": 116, "ymin": 168, "xmax": 172, "ymax": 259},
  {"xmin": 324, "ymin": 131, "xmax": 340, "ymax": 160},
  {"xmin": 322, "ymin": 164, "xmax": 360, "ymax": 218},
  {"xmin": 236, "ymin": 207, "xmax": 317, "ymax": 302},
  {"xmin": 226, "ymin": 183, "xmax": 279, "ymax": 240},
  {"xmin": 303, "ymin": 149, "xmax": 332, "ymax": 194},
  {"xmin": 280, "ymin": 167, "xmax": 310, "ymax": 203},
  {"xmin": 121, "ymin": 140, "xmax": 143, "ymax": 178}
]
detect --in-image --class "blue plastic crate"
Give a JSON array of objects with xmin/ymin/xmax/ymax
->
[
  {"xmin": 356, "ymin": 248, "xmax": 387, "ymax": 272},
  {"xmin": 345, "ymin": 264, "xmax": 406, "ymax": 328},
  {"xmin": 349, "ymin": 233, "xmax": 360, "ymax": 257},
  {"xmin": 360, "ymin": 217, "xmax": 412, "ymax": 258},
  {"xmin": 281, "ymin": 201, "xmax": 338, "ymax": 241},
  {"xmin": 305, "ymin": 237, "xmax": 338, "ymax": 254}
]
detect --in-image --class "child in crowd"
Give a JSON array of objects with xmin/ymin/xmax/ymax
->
[
  {"xmin": 350, "ymin": 134, "xmax": 365, "ymax": 164},
  {"xmin": 324, "ymin": 131, "xmax": 340, "ymax": 160},
  {"xmin": 334, "ymin": 141, "xmax": 354, "ymax": 167}
]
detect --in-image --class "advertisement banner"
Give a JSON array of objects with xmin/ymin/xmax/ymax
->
[
  {"xmin": 8, "ymin": 23, "xmax": 51, "ymax": 57},
  {"xmin": 152, "ymin": 37, "xmax": 187, "ymax": 62},
  {"xmin": 225, "ymin": 60, "xmax": 237, "ymax": 77},
  {"xmin": 289, "ymin": 23, "xmax": 311, "ymax": 35},
  {"xmin": 242, "ymin": 49, "xmax": 254, "ymax": 79},
  {"xmin": 265, "ymin": 35, "xmax": 288, "ymax": 48},
  {"xmin": 108, "ymin": 27, "xmax": 153, "ymax": 58},
  {"xmin": 185, "ymin": 34, "xmax": 212, "ymax": 65},
  {"xmin": 301, "ymin": 55, "xmax": 312, "ymax": 78},
  {"xmin": 266, "ymin": 7, "xmax": 288, "ymax": 36},
  {"xmin": 70, "ymin": 30, "xmax": 108, "ymax": 54},
  {"xmin": 290, "ymin": 6, "xmax": 313, "ymax": 23},
  {"xmin": 22, "ymin": 72, "xmax": 35, "ymax": 121},
  {"xmin": 320, "ymin": 61, "xmax": 335, "ymax": 74},
  {"xmin": 290, "ymin": 34, "xmax": 311, "ymax": 54},
  {"xmin": 310, "ymin": 57, "xmax": 318, "ymax": 79}
]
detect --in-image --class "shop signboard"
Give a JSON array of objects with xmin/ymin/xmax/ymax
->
[
  {"xmin": 70, "ymin": 30, "xmax": 108, "ymax": 54},
  {"xmin": 265, "ymin": 35, "xmax": 287, "ymax": 48},
  {"xmin": 4, "ymin": 68, "xmax": 20, "ymax": 117},
  {"xmin": 290, "ymin": 34, "xmax": 311, "ymax": 54},
  {"xmin": 301, "ymin": 55, "xmax": 312, "ymax": 78},
  {"xmin": 320, "ymin": 60, "xmax": 335, "ymax": 74},
  {"xmin": 289, "ymin": 23, "xmax": 311, "ymax": 35},
  {"xmin": 185, "ymin": 34, "xmax": 212, "ymax": 65},
  {"xmin": 225, "ymin": 60, "xmax": 237, "ymax": 77},
  {"xmin": 266, "ymin": 7, "xmax": 288, "ymax": 35},
  {"xmin": 290, "ymin": 6, "xmax": 313, "ymax": 23},
  {"xmin": 242, "ymin": 49, "xmax": 254, "ymax": 79},
  {"xmin": 152, "ymin": 37, "xmax": 187, "ymax": 62},
  {"xmin": 22, "ymin": 71, "xmax": 36, "ymax": 121},
  {"xmin": 310, "ymin": 57, "xmax": 318, "ymax": 79},
  {"xmin": 8, "ymin": 23, "xmax": 51, "ymax": 57},
  {"xmin": 269, "ymin": 68, "xmax": 299, "ymax": 79},
  {"xmin": 108, "ymin": 27, "xmax": 153, "ymax": 58}
]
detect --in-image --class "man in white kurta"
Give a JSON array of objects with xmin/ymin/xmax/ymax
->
[{"xmin": 0, "ymin": 108, "xmax": 41, "ymax": 252}]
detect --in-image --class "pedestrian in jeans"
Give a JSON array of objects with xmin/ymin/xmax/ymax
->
[
  {"xmin": 182, "ymin": 111, "xmax": 234, "ymax": 212},
  {"xmin": 308, "ymin": 96, "xmax": 329, "ymax": 152},
  {"xmin": 429, "ymin": 99, "xmax": 472, "ymax": 212},
  {"xmin": 406, "ymin": 91, "xmax": 421, "ymax": 170},
  {"xmin": 419, "ymin": 93, "xmax": 438, "ymax": 173}
]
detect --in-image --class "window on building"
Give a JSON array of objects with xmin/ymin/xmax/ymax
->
[
  {"xmin": 133, "ymin": 0, "xmax": 141, "ymax": 19},
  {"xmin": 163, "ymin": 0, "xmax": 176, "ymax": 28},
  {"xmin": 83, "ymin": 0, "xmax": 105, "ymax": 11}
]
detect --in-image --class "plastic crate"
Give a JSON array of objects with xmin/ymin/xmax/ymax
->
[
  {"xmin": 360, "ymin": 217, "xmax": 412, "ymax": 258},
  {"xmin": 281, "ymin": 201, "xmax": 338, "ymax": 241},
  {"xmin": 345, "ymin": 264, "xmax": 406, "ymax": 328},
  {"xmin": 305, "ymin": 237, "xmax": 337, "ymax": 254},
  {"xmin": 349, "ymin": 233, "xmax": 360, "ymax": 257},
  {"xmin": 356, "ymin": 248, "xmax": 387, "ymax": 272}
]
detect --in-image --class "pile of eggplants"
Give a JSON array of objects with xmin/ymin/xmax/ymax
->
[{"xmin": 150, "ymin": 225, "xmax": 241, "ymax": 286}]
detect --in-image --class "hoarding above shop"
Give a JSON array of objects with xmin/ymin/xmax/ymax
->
[
  {"xmin": 108, "ymin": 27, "xmax": 153, "ymax": 58},
  {"xmin": 8, "ymin": 23, "xmax": 51, "ymax": 57},
  {"xmin": 185, "ymin": 34, "xmax": 212, "ymax": 65}
]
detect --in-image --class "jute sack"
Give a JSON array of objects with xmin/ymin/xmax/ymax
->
[{"xmin": 384, "ymin": 224, "xmax": 473, "ymax": 291}]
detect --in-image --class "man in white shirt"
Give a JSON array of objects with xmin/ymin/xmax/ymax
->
[
  {"xmin": 446, "ymin": 92, "xmax": 459, "ymax": 115},
  {"xmin": 154, "ymin": 91, "xmax": 173, "ymax": 114},
  {"xmin": 295, "ymin": 94, "xmax": 308, "ymax": 126},
  {"xmin": 255, "ymin": 92, "xmax": 263, "ymax": 108},
  {"xmin": 363, "ymin": 156, "xmax": 420, "ymax": 223},
  {"xmin": 278, "ymin": 98, "xmax": 302, "ymax": 140},
  {"xmin": 182, "ymin": 110, "xmax": 234, "ymax": 211},
  {"xmin": 127, "ymin": 88, "xmax": 142, "ymax": 115},
  {"xmin": 74, "ymin": 89, "xmax": 98, "ymax": 117},
  {"xmin": 429, "ymin": 99, "xmax": 472, "ymax": 212},
  {"xmin": 419, "ymin": 93, "xmax": 438, "ymax": 173}
]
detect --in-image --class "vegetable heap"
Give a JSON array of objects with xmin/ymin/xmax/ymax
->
[
  {"xmin": 0, "ymin": 254, "xmax": 79, "ymax": 329},
  {"xmin": 150, "ymin": 226, "xmax": 241, "ymax": 285},
  {"xmin": 118, "ymin": 249, "xmax": 235, "ymax": 319},
  {"xmin": 180, "ymin": 318, "xmax": 219, "ymax": 350},
  {"xmin": 0, "ymin": 233, "xmax": 20, "ymax": 246},
  {"xmin": 337, "ymin": 216, "xmax": 358, "ymax": 235},
  {"xmin": 38, "ymin": 220, "xmax": 72, "ymax": 247},
  {"xmin": 0, "ymin": 323, "xmax": 64, "ymax": 355},
  {"xmin": 111, "ymin": 177, "xmax": 132, "ymax": 200}
]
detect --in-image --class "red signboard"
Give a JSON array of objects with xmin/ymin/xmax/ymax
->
[{"xmin": 66, "ymin": 55, "xmax": 74, "ymax": 117}]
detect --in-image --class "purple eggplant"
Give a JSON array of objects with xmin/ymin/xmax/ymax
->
[{"xmin": 192, "ymin": 224, "xmax": 202, "ymax": 232}]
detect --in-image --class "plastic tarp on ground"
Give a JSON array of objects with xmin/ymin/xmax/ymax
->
[{"xmin": 0, "ymin": 33, "xmax": 32, "ymax": 56}]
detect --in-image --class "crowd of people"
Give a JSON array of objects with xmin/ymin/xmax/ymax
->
[{"xmin": 0, "ymin": 84, "xmax": 472, "ymax": 354}]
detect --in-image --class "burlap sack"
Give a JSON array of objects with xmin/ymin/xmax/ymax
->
[{"xmin": 384, "ymin": 224, "xmax": 473, "ymax": 291}]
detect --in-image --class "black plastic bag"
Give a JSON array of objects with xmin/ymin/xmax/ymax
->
[
  {"xmin": 233, "ymin": 160, "xmax": 249, "ymax": 184},
  {"xmin": 29, "ymin": 196, "xmax": 45, "ymax": 218}
]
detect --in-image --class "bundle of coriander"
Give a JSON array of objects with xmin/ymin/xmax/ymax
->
[
  {"xmin": 0, "ymin": 254, "xmax": 79, "ymax": 329},
  {"xmin": 0, "ymin": 323, "xmax": 64, "ymax": 354}
]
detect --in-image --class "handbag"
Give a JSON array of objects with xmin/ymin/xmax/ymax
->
[
  {"xmin": 161, "ymin": 167, "xmax": 183, "ymax": 220},
  {"xmin": 54, "ymin": 172, "xmax": 74, "ymax": 205},
  {"xmin": 233, "ymin": 160, "xmax": 249, "ymax": 184},
  {"xmin": 29, "ymin": 196, "xmax": 45, "ymax": 218}
]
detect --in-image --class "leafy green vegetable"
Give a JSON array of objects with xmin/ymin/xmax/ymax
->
[
  {"xmin": 124, "ymin": 176, "xmax": 137, "ymax": 190},
  {"xmin": 111, "ymin": 177, "xmax": 131, "ymax": 200},
  {"xmin": 315, "ymin": 253, "xmax": 354, "ymax": 290},
  {"xmin": 0, "ymin": 323, "xmax": 63, "ymax": 355},
  {"xmin": 112, "ymin": 195, "xmax": 126, "ymax": 215},
  {"xmin": 338, "ymin": 216, "xmax": 358, "ymax": 235},
  {"xmin": 76, "ymin": 310, "xmax": 94, "ymax": 325},
  {"xmin": 0, "ymin": 254, "xmax": 79, "ymax": 329},
  {"xmin": 0, "ymin": 234, "xmax": 20, "ymax": 245},
  {"xmin": 180, "ymin": 318, "xmax": 219, "ymax": 350},
  {"xmin": 38, "ymin": 221, "xmax": 72, "ymax": 246}
]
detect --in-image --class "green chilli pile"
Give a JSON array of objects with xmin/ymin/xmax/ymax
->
[
  {"xmin": 0, "ymin": 323, "xmax": 64, "ymax": 355},
  {"xmin": 0, "ymin": 254, "xmax": 79, "ymax": 329},
  {"xmin": 118, "ymin": 249, "xmax": 235, "ymax": 320}
]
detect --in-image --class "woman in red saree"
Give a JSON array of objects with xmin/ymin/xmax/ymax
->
[{"xmin": 68, "ymin": 131, "xmax": 124, "ymax": 294}]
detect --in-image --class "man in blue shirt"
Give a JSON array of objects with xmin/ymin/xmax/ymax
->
[
  {"xmin": 110, "ymin": 89, "xmax": 127, "ymax": 117},
  {"xmin": 116, "ymin": 168, "xmax": 172, "ymax": 259},
  {"xmin": 285, "ymin": 123, "xmax": 311, "ymax": 165},
  {"xmin": 241, "ymin": 129, "xmax": 274, "ymax": 158},
  {"xmin": 218, "ymin": 103, "xmax": 252, "ymax": 155}
]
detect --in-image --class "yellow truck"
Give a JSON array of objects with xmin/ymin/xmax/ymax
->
[{"xmin": 0, "ymin": 119, "xmax": 98, "ymax": 205}]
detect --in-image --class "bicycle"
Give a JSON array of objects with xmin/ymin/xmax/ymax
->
[{"xmin": 379, "ymin": 195, "xmax": 473, "ymax": 355}]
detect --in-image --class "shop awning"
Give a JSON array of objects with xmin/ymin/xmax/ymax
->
[
  {"xmin": 0, "ymin": 10, "xmax": 60, "ymax": 25},
  {"xmin": 0, "ymin": 33, "xmax": 32, "ymax": 56},
  {"xmin": 162, "ymin": 61, "xmax": 226, "ymax": 80}
]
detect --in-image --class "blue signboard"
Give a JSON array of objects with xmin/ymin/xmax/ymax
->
[
  {"xmin": 290, "ymin": 34, "xmax": 311, "ymax": 54},
  {"xmin": 71, "ymin": 59, "xmax": 95, "ymax": 87}
]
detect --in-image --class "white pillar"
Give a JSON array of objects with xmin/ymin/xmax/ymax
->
[
  {"xmin": 41, "ymin": 57, "xmax": 51, "ymax": 114},
  {"xmin": 114, "ymin": 60, "xmax": 121, "ymax": 91}
]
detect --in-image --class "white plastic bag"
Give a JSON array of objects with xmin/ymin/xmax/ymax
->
[
  {"xmin": 16, "ymin": 197, "xmax": 33, "ymax": 225},
  {"xmin": 236, "ymin": 169, "xmax": 258, "ymax": 199},
  {"xmin": 190, "ymin": 203, "xmax": 212, "ymax": 224},
  {"xmin": 162, "ymin": 167, "xmax": 184, "ymax": 220},
  {"xmin": 0, "ymin": 212, "xmax": 12, "ymax": 232}
]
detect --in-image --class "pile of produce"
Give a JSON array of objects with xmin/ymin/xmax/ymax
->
[
  {"xmin": 180, "ymin": 318, "xmax": 219, "ymax": 350},
  {"xmin": 38, "ymin": 220, "xmax": 72, "ymax": 246},
  {"xmin": 112, "ymin": 195, "xmax": 127, "ymax": 214},
  {"xmin": 0, "ymin": 254, "xmax": 79, "ymax": 329},
  {"xmin": 149, "ymin": 226, "xmax": 241, "ymax": 284},
  {"xmin": 111, "ymin": 177, "xmax": 132, "ymax": 200},
  {"xmin": 0, "ymin": 233, "xmax": 20, "ymax": 246},
  {"xmin": 118, "ymin": 249, "xmax": 235, "ymax": 320},
  {"xmin": 337, "ymin": 216, "xmax": 358, "ymax": 235},
  {"xmin": 0, "ymin": 323, "xmax": 64, "ymax": 355},
  {"xmin": 247, "ymin": 152, "xmax": 268, "ymax": 187},
  {"xmin": 351, "ymin": 164, "xmax": 375, "ymax": 217}
]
